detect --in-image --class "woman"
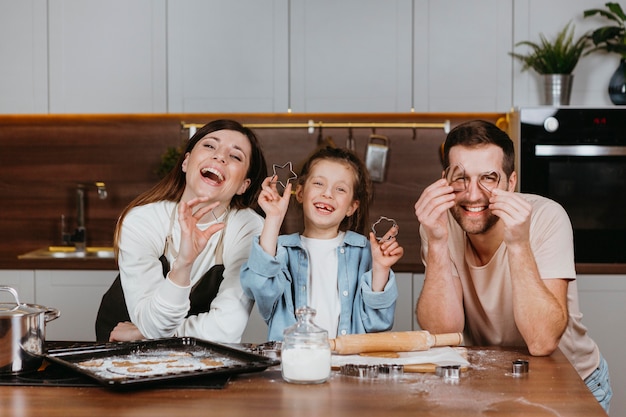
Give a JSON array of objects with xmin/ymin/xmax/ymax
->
[{"xmin": 96, "ymin": 119, "xmax": 267, "ymax": 343}]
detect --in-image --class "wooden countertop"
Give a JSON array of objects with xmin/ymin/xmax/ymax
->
[{"xmin": 0, "ymin": 347, "xmax": 605, "ymax": 417}]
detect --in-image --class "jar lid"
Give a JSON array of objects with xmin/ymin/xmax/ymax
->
[{"xmin": 283, "ymin": 306, "xmax": 328, "ymax": 338}]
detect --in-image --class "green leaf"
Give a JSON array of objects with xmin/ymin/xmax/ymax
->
[
  {"xmin": 584, "ymin": 2, "xmax": 626, "ymax": 58},
  {"xmin": 607, "ymin": 2, "xmax": 626, "ymax": 21},
  {"xmin": 510, "ymin": 21, "xmax": 588, "ymax": 74}
]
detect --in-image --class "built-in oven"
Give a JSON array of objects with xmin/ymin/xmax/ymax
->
[{"xmin": 510, "ymin": 107, "xmax": 626, "ymax": 264}]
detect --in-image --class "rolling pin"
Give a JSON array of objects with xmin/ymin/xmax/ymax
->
[{"xmin": 328, "ymin": 331, "xmax": 463, "ymax": 355}]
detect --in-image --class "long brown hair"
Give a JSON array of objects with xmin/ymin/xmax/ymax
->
[
  {"xmin": 297, "ymin": 146, "xmax": 371, "ymax": 235},
  {"xmin": 113, "ymin": 119, "xmax": 267, "ymax": 252}
]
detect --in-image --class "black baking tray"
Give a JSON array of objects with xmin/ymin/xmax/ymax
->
[{"xmin": 44, "ymin": 337, "xmax": 279, "ymax": 389}]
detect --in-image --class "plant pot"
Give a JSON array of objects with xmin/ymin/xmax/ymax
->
[
  {"xmin": 543, "ymin": 74, "xmax": 573, "ymax": 106},
  {"xmin": 608, "ymin": 58, "xmax": 626, "ymax": 105}
]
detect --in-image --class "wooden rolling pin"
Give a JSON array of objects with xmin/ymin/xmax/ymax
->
[{"xmin": 328, "ymin": 331, "xmax": 463, "ymax": 355}]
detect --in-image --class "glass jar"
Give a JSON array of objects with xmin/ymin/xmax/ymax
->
[{"xmin": 281, "ymin": 306, "xmax": 331, "ymax": 384}]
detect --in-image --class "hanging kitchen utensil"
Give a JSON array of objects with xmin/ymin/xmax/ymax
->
[
  {"xmin": 346, "ymin": 127, "xmax": 356, "ymax": 151},
  {"xmin": 365, "ymin": 134, "xmax": 389, "ymax": 182}
]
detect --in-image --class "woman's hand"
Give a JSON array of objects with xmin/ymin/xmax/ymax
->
[
  {"xmin": 176, "ymin": 198, "xmax": 226, "ymax": 268},
  {"xmin": 109, "ymin": 321, "xmax": 144, "ymax": 342},
  {"xmin": 170, "ymin": 198, "xmax": 225, "ymax": 287}
]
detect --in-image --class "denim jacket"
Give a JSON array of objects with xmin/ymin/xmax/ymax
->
[{"xmin": 240, "ymin": 231, "xmax": 398, "ymax": 341}]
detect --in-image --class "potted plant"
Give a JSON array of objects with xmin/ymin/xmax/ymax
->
[
  {"xmin": 584, "ymin": 2, "xmax": 626, "ymax": 104},
  {"xmin": 510, "ymin": 21, "xmax": 588, "ymax": 105}
]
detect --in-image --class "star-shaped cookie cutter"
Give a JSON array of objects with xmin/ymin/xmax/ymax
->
[
  {"xmin": 271, "ymin": 161, "xmax": 298, "ymax": 190},
  {"xmin": 371, "ymin": 216, "xmax": 399, "ymax": 241}
]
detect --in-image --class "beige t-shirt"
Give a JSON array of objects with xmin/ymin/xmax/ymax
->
[{"xmin": 421, "ymin": 193, "xmax": 599, "ymax": 379}]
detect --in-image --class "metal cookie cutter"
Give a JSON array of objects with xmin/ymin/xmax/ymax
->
[
  {"xmin": 340, "ymin": 364, "xmax": 379, "ymax": 379},
  {"xmin": 512, "ymin": 359, "xmax": 529, "ymax": 376},
  {"xmin": 378, "ymin": 364, "xmax": 404, "ymax": 378},
  {"xmin": 436, "ymin": 365, "xmax": 461, "ymax": 379},
  {"xmin": 271, "ymin": 161, "xmax": 298, "ymax": 190},
  {"xmin": 371, "ymin": 216, "xmax": 399, "ymax": 242},
  {"xmin": 251, "ymin": 341, "xmax": 282, "ymax": 360},
  {"xmin": 340, "ymin": 364, "xmax": 404, "ymax": 379}
]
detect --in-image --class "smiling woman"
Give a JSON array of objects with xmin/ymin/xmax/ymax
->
[{"xmin": 95, "ymin": 119, "xmax": 268, "ymax": 343}]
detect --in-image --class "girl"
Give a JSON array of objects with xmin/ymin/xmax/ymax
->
[
  {"xmin": 241, "ymin": 147, "xmax": 403, "ymax": 341},
  {"xmin": 96, "ymin": 119, "xmax": 267, "ymax": 343}
]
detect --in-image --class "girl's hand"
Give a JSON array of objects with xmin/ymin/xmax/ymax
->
[
  {"xmin": 370, "ymin": 227, "xmax": 404, "ymax": 292},
  {"xmin": 176, "ymin": 198, "xmax": 226, "ymax": 268},
  {"xmin": 258, "ymin": 176, "xmax": 292, "ymax": 220},
  {"xmin": 370, "ymin": 226, "xmax": 404, "ymax": 269},
  {"xmin": 258, "ymin": 176, "xmax": 292, "ymax": 256}
]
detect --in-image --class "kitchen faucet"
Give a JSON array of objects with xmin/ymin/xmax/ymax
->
[{"xmin": 62, "ymin": 182, "xmax": 107, "ymax": 251}]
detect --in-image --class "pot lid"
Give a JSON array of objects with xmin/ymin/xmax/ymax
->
[
  {"xmin": 0, "ymin": 286, "xmax": 46, "ymax": 316},
  {"xmin": 0, "ymin": 302, "xmax": 46, "ymax": 317}
]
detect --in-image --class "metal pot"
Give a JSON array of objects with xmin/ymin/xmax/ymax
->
[{"xmin": 0, "ymin": 286, "xmax": 60, "ymax": 374}]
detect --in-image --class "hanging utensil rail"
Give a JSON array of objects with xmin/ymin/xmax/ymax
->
[{"xmin": 181, "ymin": 119, "xmax": 451, "ymax": 137}]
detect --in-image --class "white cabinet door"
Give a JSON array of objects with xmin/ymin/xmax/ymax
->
[
  {"xmin": 0, "ymin": 0, "xmax": 47, "ymax": 113},
  {"xmin": 290, "ymin": 0, "xmax": 413, "ymax": 112},
  {"xmin": 167, "ymin": 0, "xmax": 288, "ymax": 113},
  {"xmin": 0, "ymin": 270, "xmax": 35, "ymax": 303},
  {"xmin": 34, "ymin": 270, "xmax": 117, "ymax": 341},
  {"xmin": 577, "ymin": 275, "xmax": 626, "ymax": 417},
  {"xmin": 414, "ymin": 0, "xmax": 513, "ymax": 112},
  {"xmin": 241, "ymin": 304, "xmax": 268, "ymax": 344},
  {"xmin": 412, "ymin": 273, "xmax": 424, "ymax": 331},
  {"xmin": 47, "ymin": 0, "xmax": 167, "ymax": 113},
  {"xmin": 391, "ymin": 272, "xmax": 414, "ymax": 332}
]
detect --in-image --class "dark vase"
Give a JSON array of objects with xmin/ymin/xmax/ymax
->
[{"xmin": 608, "ymin": 58, "xmax": 626, "ymax": 105}]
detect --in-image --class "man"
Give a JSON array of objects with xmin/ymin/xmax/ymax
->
[{"xmin": 414, "ymin": 120, "xmax": 612, "ymax": 413}]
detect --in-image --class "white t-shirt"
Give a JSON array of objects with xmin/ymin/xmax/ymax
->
[{"xmin": 300, "ymin": 232, "xmax": 344, "ymax": 337}]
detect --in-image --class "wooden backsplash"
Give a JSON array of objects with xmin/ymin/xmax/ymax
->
[{"xmin": 0, "ymin": 113, "xmax": 505, "ymax": 271}]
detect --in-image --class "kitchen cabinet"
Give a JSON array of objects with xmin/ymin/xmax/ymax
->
[
  {"xmin": 577, "ymin": 274, "xmax": 626, "ymax": 417},
  {"xmin": 47, "ymin": 0, "xmax": 167, "ymax": 113},
  {"xmin": 288, "ymin": 0, "xmax": 413, "ymax": 112},
  {"xmin": 34, "ymin": 270, "xmax": 117, "ymax": 341},
  {"xmin": 167, "ymin": 0, "xmax": 288, "ymax": 113},
  {"xmin": 0, "ymin": 0, "xmax": 47, "ymax": 113},
  {"xmin": 414, "ymin": 0, "xmax": 513, "ymax": 112},
  {"xmin": 0, "ymin": 270, "xmax": 35, "ymax": 303},
  {"xmin": 0, "ymin": 0, "xmax": 616, "ymax": 113}
]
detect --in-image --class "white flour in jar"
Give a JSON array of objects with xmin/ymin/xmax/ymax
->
[{"xmin": 281, "ymin": 347, "xmax": 331, "ymax": 383}]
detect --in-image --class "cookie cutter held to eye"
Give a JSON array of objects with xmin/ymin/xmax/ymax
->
[
  {"xmin": 271, "ymin": 161, "xmax": 298, "ymax": 190},
  {"xmin": 371, "ymin": 216, "xmax": 399, "ymax": 242},
  {"xmin": 444, "ymin": 163, "xmax": 501, "ymax": 194}
]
